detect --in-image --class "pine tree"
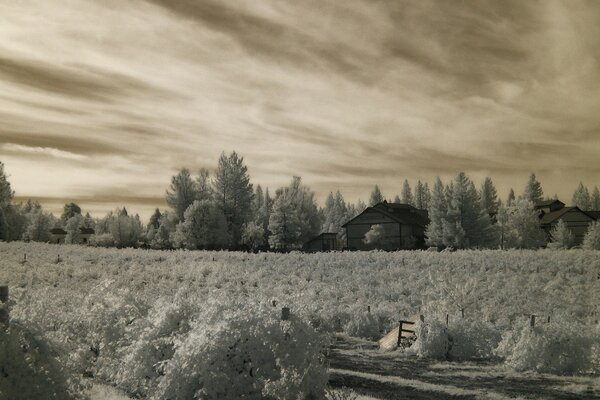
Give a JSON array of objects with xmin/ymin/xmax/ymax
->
[
  {"xmin": 480, "ymin": 177, "xmax": 499, "ymax": 215},
  {"xmin": 582, "ymin": 221, "xmax": 600, "ymax": 250},
  {"xmin": 507, "ymin": 188, "xmax": 516, "ymax": 206},
  {"xmin": 572, "ymin": 182, "xmax": 590, "ymax": 211},
  {"xmin": 442, "ymin": 173, "xmax": 495, "ymax": 249},
  {"xmin": 401, "ymin": 179, "xmax": 413, "ymax": 205},
  {"xmin": 213, "ymin": 152, "xmax": 254, "ymax": 247},
  {"xmin": 549, "ymin": 219, "xmax": 574, "ymax": 248},
  {"xmin": 0, "ymin": 161, "xmax": 14, "ymax": 209},
  {"xmin": 166, "ymin": 168, "xmax": 197, "ymax": 222},
  {"xmin": 287, "ymin": 177, "xmax": 321, "ymax": 244},
  {"xmin": 414, "ymin": 180, "xmax": 426, "ymax": 209},
  {"xmin": 425, "ymin": 177, "xmax": 447, "ymax": 248},
  {"xmin": 356, "ymin": 199, "xmax": 367, "ymax": 213},
  {"xmin": 369, "ymin": 185, "xmax": 384, "ymax": 206},
  {"xmin": 268, "ymin": 189, "xmax": 301, "ymax": 250},
  {"xmin": 523, "ymin": 173, "xmax": 543, "ymax": 203},
  {"xmin": 393, "ymin": 195, "xmax": 401, "ymax": 203},
  {"xmin": 591, "ymin": 186, "xmax": 600, "ymax": 210},
  {"xmin": 196, "ymin": 168, "xmax": 212, "ymax": 202},
  {"xmin": 148, "ymin": 208, "xmax": 162, "ymax": 230},
  {"xmin": 322, "ymin": 191, "xmax": 349, "ymax": 234}
]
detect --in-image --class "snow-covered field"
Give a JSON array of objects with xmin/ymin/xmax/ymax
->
[{"xmin": 1, "ymin": 242, "xmax": 599, "ymax": 399}]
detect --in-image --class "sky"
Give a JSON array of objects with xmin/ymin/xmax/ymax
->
[{"xmin": 1, "ymin": 0, "xmax": 599, "ymax": 219}]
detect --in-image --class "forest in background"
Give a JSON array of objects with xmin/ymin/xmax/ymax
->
[{"xmin": 1, "ymin": 153, "xmax": 600, "ymax": 251}]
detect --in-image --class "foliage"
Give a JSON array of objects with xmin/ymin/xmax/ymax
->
[
  {"xmin": 582, "ymin": 220, "xmax": 600, "ymax": 250},
  {"xmin": 241, "ymin": 221, "xmax": 265, "ymax": 251},
  {"xmin": 502, "ymin": 200, "xmax": 547, "ymax": 249},
  {"xmin": 496, "ymin": 320, "xmax": 600, "ymax": 375},
  {"xmin": 549, "ymin": 219, "xmax": 574, "ymax": 249},
  {"xmin": 213, "ymin": 151, "xmax": 254, "ymax": 247},
  {"xmin": 166, "ymin": 168, "xmax": 197, "ymax": 222},
  {"xmin": 369, "ymin": 185, "xmax": 384, "ymax": 206},
  {"xmin": 173, "ymin": 200, "xmax": 229, "ymax": 250},
  {"xmin": 522, "ymin": 173, "xmax": 544, "ymax": 203}
]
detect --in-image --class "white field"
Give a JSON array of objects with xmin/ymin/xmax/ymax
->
[{"xmin": 1, "ymin": 242, "xmax": 599, "ymax": 399}]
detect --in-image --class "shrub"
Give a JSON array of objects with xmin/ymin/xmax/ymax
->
[
  {"xmin": 343, "ymin": 312, "xmax": 380, "ymax": 340},
  {"xmin": 408, "ymin": 318, "xmax": 501, "ymax": 361},
  {"xmin": 0, "ymin": 320, "xmax": 87, "ymax": 399},
  {"xmin": 496, "ymin": 320, "xmax": 600, "ymax": 375},
  {"xmin": 152, "ymin": 306, "xmax": 328, "ymax": 400}
]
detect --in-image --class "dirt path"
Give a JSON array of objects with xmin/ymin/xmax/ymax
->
[{"xmin": 327, "ymin": 335, "xmax": 600, "ymax": 400}]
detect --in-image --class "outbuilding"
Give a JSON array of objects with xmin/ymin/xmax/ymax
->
[{"xmin": 342, "ymin": 202, "xmax": 429, "ymax": 250}]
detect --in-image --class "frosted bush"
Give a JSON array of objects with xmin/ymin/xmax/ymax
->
[
  {"xmin": 409, "ymin": 318, "xmax": 501, "ymax": 360},
  {"xmin": 0, "ymin": 320, "xmax": 87, "ymax": 399},
  {"xmin": 408, "ymin": 319, "xmax": 450, "ymax": 359},
  {"xmin": 89, "ymin": 233, "xmax": 115, "ymax": 247},
  {"xmin": 496, "ymin": 320, "xmax": 600, "ymax": 375},
  {"xmin": 153, "ymin": 307, "xmax": 328, "ymax": 400},
  {"xmin": 343, "ymin": 311, "xmax": 380, "ymax": 340},
  {"xmin": 114, "ymin": 294, "xmax": 196, "ymax": 397}
]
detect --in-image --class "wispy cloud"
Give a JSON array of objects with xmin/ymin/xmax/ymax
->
[{"xmin": 0, "ymin": 0, "xmax": 599, "ymax": 217}]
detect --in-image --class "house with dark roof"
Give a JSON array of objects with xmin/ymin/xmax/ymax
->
[
  {"xmin": 534, "ymin": 199, "xmax": 597, "ymax": 245},
  {"xmin": 342, "ymin": 202, "xmax": 429, "ymax": 250}
]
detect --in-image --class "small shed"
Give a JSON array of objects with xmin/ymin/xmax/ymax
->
[
  {"xmin": 49, "ymin": 228, "xmax": 67, "ymax": 244},
  {"xmin": 80, "ymin": 227, "xmax": 95, "ymax": 244},
  {"xmin": 303, "ymin": 233, "xmax": 338, "ymax": 252}
]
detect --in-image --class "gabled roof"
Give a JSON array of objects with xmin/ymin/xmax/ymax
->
[
  {"xmin": 539, "ymin": 206, "xmax": 593, "ymax": 225},
  {"xmin": 80, "ymin": 227, "xmax": 95, "ymax": 235},
  {"xmin": 342, "ymin": 202, "xmax": 429, "ymax": 228},
  {"xmin": 50, "ymin": 228, "xmax": 67, "ymax": 235},
  {"xmin": 534, "ymin": 199, "xmax": 565, "ymax": 208},
  {"xmin": 584, "ymin": 211, "xmax": 600, "ymax": 220}
]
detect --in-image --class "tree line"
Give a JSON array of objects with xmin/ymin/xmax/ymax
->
[{"xmin": 1, "ymin": 157, "xmax": 600, "ymax": 250}]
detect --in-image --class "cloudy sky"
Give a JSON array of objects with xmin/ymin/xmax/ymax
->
[{"xmin": 1, "ymin": 0, "xmax": 599, "ymax": 219}]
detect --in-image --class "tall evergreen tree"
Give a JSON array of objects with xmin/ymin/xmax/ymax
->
[
  {"xmin": 166, "ymin": 168, "xmax": 197, "ymax": 222},
  {"xmin": 148, "ymin": 208, "xmax": 163, "ymax": 230},
  {"xmin": 213, "ymin": 151, "xmax": 254, "ymax": 247},
  {"xmin": 522, "ymin": 173, "xmax": 543, "ymax": 203},
  {"xmin": 393, "ymin": 195, "xmax": 401, "ymax": 203},
  {"xmin": 0, "ymin": 161, "xmax": 14, "ymax": 209},
  {"xmin": 507, "ymin": 188, "xmax": 516, "ymax": 206},
  {"xmin": 572, "ymin": 182, "xmax": 590, "ymax": 210},
  {"xmin": 195, "ymin": 168, "xmax": 212, "ymax": 202},
  {"xmin": 268, "ymin": 188, "xmax": 301, "ymax": 250},
  {"xmin": 414, "ymin": 180, "xmax": 426, "ymax": 209},
  {"xmin": 425, "ymin": 177, "xmax": 447, "ymax": 248},
  {"xmin": 287, "ymin": 176, "xmax": 321, "ymax": 244},
  {"xmin": 401, "ymin": 179, "xmax": 414, "ymax": 205},
  {"xmin": 369, "ymin": 185, "xmax": 384, "ymax": 206},
  {"xmin": 442, "ymin": 173, "xmax": 494, "ymax": 248},
  {"xmin": 591, "ymin": 186, "xmax": 600, "ymax": 210},
  {"xmin": 480, "ymin": 177, "xmax": 499, "ymax": 215}
]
